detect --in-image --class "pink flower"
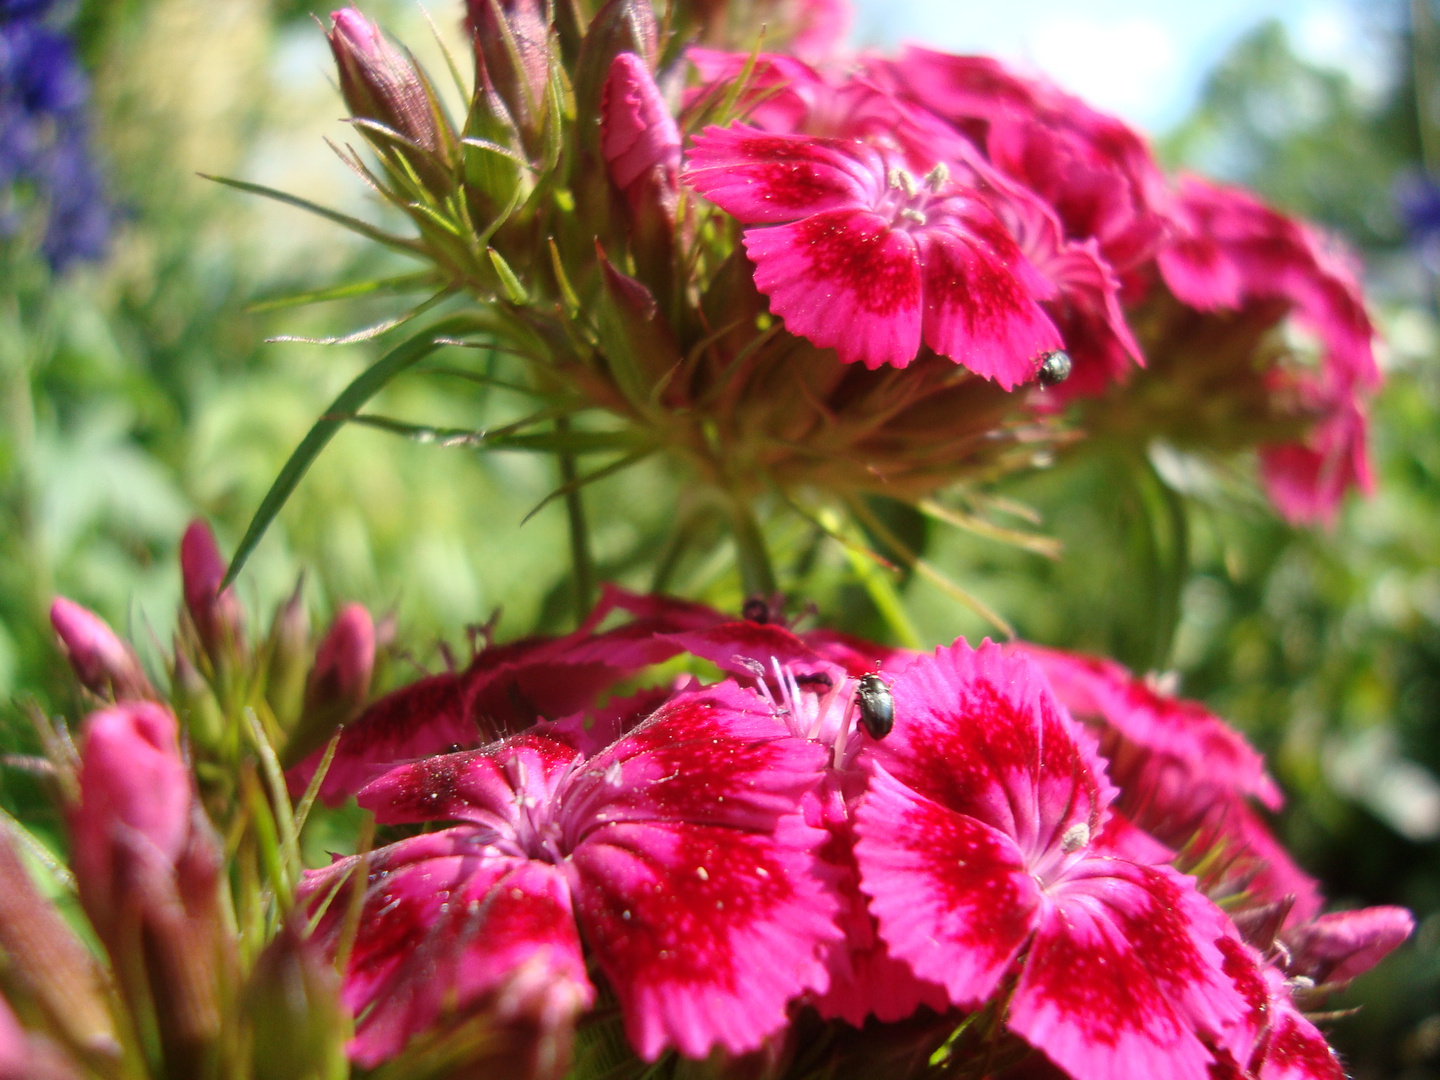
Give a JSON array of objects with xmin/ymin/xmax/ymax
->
[
  {"xmin": 853, "ymin": 641, "xmax": 1248, "ymax": 1080},
  {"xmin": 684, "ymin": 124, "xmax": 1062, "ymax": 384},
  {"xmin": 49, "ymin": 597, "xmax": 155, "ymax": 701},
  {"xmin": 998, "ymin": 191, "xmax": 1144, "ymax": 394},
  {"xmin": 1211, "ymin": 937, "xmax": 1346, "ymax": 1080},
  {"xmin": 1158, "ymin": 177, "xmax": 1378, "ymax": 393},
  {"xmin": 300, "ymin": 682, "xmax": 839, "ymax": 1065},
  {"xmin": 1014, "ymin": 645, "xmax": 1325, "ymax": 925},
  {"xmin": 1016, "ymin": 645, "xmax": 1281, "ymax": 811},
  {"xmin": 888, "ymin": 48, "xmax": 1172, "ymax": 273},
  {"xmin": 1259, "ymin": 392, "xmax": 1374, "ymax": 526}
]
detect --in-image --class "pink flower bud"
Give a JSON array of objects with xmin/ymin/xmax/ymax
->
[
  {"xmin": 180, "ymin": 520, "xmax": 245, "ymax": 667},
  {"xmin": 328, "ymin": 7, "xmax": 455, "ymax": 175},
  {"xmin": 601, "ymin": 53, "xmax": 680, "ymax": 196},
  {"xmin": 49, "ymin": 598, "xmax": 155, "ymax": 701},
  {"xmin": 1285, "ymin": 906, "xmax": 1415, "ymax": 985},
  {"xmin": 0, "ymin": 823, "xmax": 116, "ymax": 1061},
  {"xmin": 69, "ymin": 703, "xmax": 230, "ymax": 1074},
  {"xmin": 285, "ymin": 604, "xmax": 375, "ymax": 768},
  {"xmin": 466, "ymin": 0, "xmax": 551, "ymax": 141},
  {"xmin": 70, "ymin": 703, "xmax": 191, "ymax": 924},
  {"xmin": 305, "ymin": 603, "xmax": 374, "ymax": 715}
]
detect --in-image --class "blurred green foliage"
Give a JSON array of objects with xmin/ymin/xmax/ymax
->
[{"xmin": 2, "ymin": 1, "xmax": 1439, "ymax": 1076}]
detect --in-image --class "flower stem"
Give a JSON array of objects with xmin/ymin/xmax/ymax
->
[
  {"xmin": 554, "ymin": 416, "xmax": 595, "ymax": 622},
  {"xmin": 726, "ymin": 495, "xmax": 777, "ymax": 598}
]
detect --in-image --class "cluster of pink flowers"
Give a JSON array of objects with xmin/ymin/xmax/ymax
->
[
  {"xmin": 283, "ymin": 586, "xmax": 1410, "ymax": 1078},
  {"xmin": 602, "ymin": 29, "xmax": 1376, "ymax": 522}
]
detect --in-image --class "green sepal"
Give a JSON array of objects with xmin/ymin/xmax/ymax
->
[{"xmin": 593, "ymin": 244, "xmax": 682, "ymax": 410}]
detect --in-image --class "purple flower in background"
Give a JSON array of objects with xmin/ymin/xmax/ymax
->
[{"xmin": 0, "ymin": 0, "xmax": 111, "ymax": 270}]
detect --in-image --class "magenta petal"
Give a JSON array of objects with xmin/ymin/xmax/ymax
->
[
  {"xmin": 657, "ymin": 620, "xmax": 830, "ymax": 679},
  {"xmin": 1009, "ymin": 860, "xmax": 1245, "ymax": 1080},
  {"xmin": 917, "ymin": 225, "xmax": 1062, "ymax": 387},
  {"xmin": 575, "ymin": 682, "xmax": 831, "ymax": 831},
  {"xmin": 569, "ymin": 816, "xmax": 838, "ymax": 1060},
  {"xmin": 356, "ymin": 733, "xmax": 578, "ymax": 829},
  {"xmin": 855, "ymin": 763, "xmax": 1039, "ymax": 1005},
  {"xmin": 744, "ymin": 209, "xmax": 923, "ymax": 367},
  {"xmin": 302, "ymin": 834, "xmax": 593, "ymax": 1067},
  {"xmin": 1257, "ymin": 1007, "xmax": 1345, "ymax": 1080},
  {"xmin": 685, "ymin": 125, "xmax": 877, "ymax": 223}
]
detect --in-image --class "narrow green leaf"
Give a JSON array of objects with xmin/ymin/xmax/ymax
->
[
  {"xmin": 521, "ymin": 447, "xmax": 657, "ymax": 524},
  {"xmin": 245, "ymin": 271, "xmax": 438, "ymax": 313},
  {"xmin": 265, "ymin": 288, "xmax": 452, "ymax": 345},
  {"xmin": 339, "ymin": 403, "xmax": 578, "ymax": 447},
  {"xmin": 223, "ymin": 313, "xmax": 497, "ymax": 587},
  {"xmin": 201, "ymin": 173, "xmax": 424, "ymax": 256}
]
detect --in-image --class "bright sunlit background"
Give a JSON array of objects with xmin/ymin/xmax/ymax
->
[{"xmin": 853, "ymin": 0, "xmax": 1397, "ymax": 131}]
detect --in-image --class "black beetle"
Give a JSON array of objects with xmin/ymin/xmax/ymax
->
[
  {"xmin": 854, "ymin": 674, "xmax": 894, "ymax": 739},
  {"xmin": 1037, "ymin": 350, "xmax": 1072, "ymax": 388}
]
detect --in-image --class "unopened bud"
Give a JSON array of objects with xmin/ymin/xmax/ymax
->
[
  {"xmin": 69, "ymin": 703, "xmax": 231, "ymax": 1077},
  {"xmin": 467, "ymin": 0, "xmax": 552, "ymax": 146},
  {"xmin": 0, "ymin": 823, "xmax": 117, "ymax": 1061},
  {"xmin": 264, "ymin": 583, "xmax": 311, "ymax": 730},
  {"xmin": 70, "ymin": 703, "xmax": 192, "ymax": 933},
  {"xmin": 49, "ymin": 598, "xmax": 155, "ymax": 701},
  {"xmin": 0, "ymin": 993, "xmax": 84, "ymax": 1080},
  {"xmin": 601, "ymin": 53, "xmax": 680, "ymax": 203},
  {"xmin": 284, "ymin": 604, "xmax": 374, "ymax": 767},
  {"xmin": 180, "ymin": 520, "xmax": 245, "ymax": 670},
  {"xmin": 328, "ymin": 7, "xmax": 457, "ymax": 190},
  {"xmin": 172, "ymin": 645, "xmax": 226, "ymax": 751},
  {"xmin": 243, "ymin": 921, "xmax": 348, "ymax": 1080}
]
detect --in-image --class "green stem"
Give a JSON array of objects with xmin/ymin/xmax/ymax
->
[
  {"xmin": 726, "ymin": 495, "xmax": 777, "ymax": 598},
  {"xmin": 554, "ymin": 415, "xmax": 595, "ymax": 622}
]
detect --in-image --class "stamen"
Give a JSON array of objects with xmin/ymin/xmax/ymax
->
[
  {"xmin": 923, "ymin": 162, "xmax": 949, "ymax": 191},
  {"xmin": 899, "ymin": 207, "xmax": 927, "ymax": 224},
  {"xmin": 1060, "ymin": 822, "xmax": 1090, "ymax": 853},
  {"xmin": 888, "ymin": 167, "xmax": 919, "ymax": 198}
]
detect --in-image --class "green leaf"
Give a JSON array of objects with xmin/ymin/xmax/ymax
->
[
  {"xmin": 521, "ymin": 447, "xmax": 657, "ymax": 524},
  {"xmin": 201, "ymin": 174, "xmax": 424, "ymax": 256},
  {"xmin": 222, "ymin": 314, "xmax": 500, "ymax": 587},
  {"xmin": 244, "ymin": 271, "xmax": 438, "ymax": 313}
]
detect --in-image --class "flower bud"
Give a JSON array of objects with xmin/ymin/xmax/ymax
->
[
  {"xmin": 0, "ymin": 822, "xmax": 117, "ymax": 1062},
  {"xmin": 600, "ymin": 53, "xmax": 680, "ymax": 204},
  {"xmin": 284, "ymin": 604, "xmax": 374, "ymax": 768},
  {"xmin": 242, "ymin": 921, "xmax": 348, "ymax": 1080},
  {"xmin": 466, "ymin": 0, "xmax": 552, "ymax": 147},
  {"xmin": 180, "ymin": 520, "xmax": 245, "ymax": 670},
  {"xmin": 328, "ymin": 7, "xmax": 457, "ymax": 192},
  {"xmin": 69, "ymin": 703, "xmax": 232, "ymax": 1077},
  {"xmin": 49, "ymin": 597, "xmax": 155, "ymax": 701},
  {"xmin": 171, "ymin": 644, "xmax": 226, "ymax": 751},
  {"xmin": 264, "ymin": 583, "xmax": 311, "ymax": 731},
  {"xmin": 0, "ymin": 993, "xmax": 83, "ymax": 1080}
]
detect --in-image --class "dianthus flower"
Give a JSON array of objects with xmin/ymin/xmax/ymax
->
[
  {"xmin": 886, "ymin": 48, "xmax": 1172, "ymax": 275},
  {"xmin": 299, "ymin": 681, "xmax": 840, "ymax": 1067},
  {"xmin": 684, "ymin": 124, "xmax": 1062, "ymax": 385},
  {"xmin": 853, "ymin": 640, "xmax": 1249, "ymax": 1080},
  {"xmin": 1016, "ymin": 644, "xmax": 1324, "ymax": 925}
]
